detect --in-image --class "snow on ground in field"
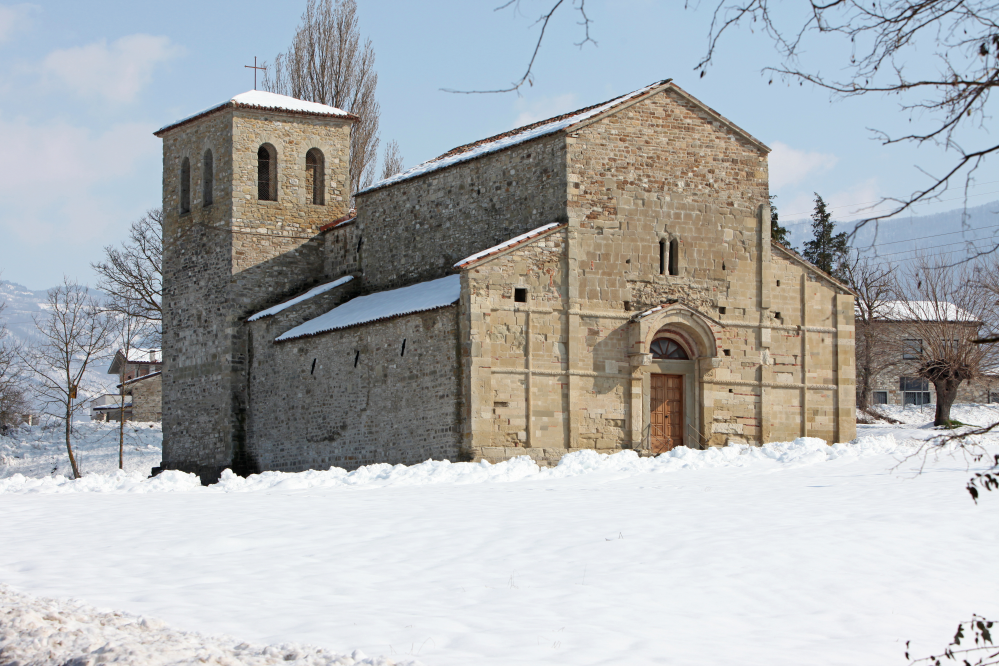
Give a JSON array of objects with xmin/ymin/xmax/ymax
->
[
  {"xmin": 0, "ymin": 421, "xmax": 162, "ymax": 480},
  {"xmin": 2, "ymin": 407, "xmax": 999, "ymax": 665},
  {"xmin": 0, "ymin": 585, "xmax": 415, "ymax": 666}
]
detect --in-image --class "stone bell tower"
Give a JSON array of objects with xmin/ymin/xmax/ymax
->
[{"xmin": 154, "ymin": 91, "xmax": 356, "ymax": 482}]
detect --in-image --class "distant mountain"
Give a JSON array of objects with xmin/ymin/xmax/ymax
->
[
  {"xmin": 781, "ymin": 199, "xmax": 999, "ymax": 267},
  {"xmin": 1, "ymin": 281, "xmax": 116, "ymax": 415}
]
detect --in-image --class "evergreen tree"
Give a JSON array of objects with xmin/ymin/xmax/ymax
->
[
  {"xmin": 769, "ymin": 194, "xmax": 791, "ymax": 247},
  {"xmin": 802, "ymin": 193, "xmax": 849, "ymax": 280}
]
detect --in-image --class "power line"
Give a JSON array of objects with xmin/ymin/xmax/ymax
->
[
  {"xmin": 780, "ymin": 181, "xmax": 999, "ymax": 218},
  {"xmin": 853, "ymin": 223, "xmax": 999, "ymax": 249}
]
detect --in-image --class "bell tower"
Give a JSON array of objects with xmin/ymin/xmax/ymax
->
[{"xmin": 154, "ymin": 91, "xmax": 356, "ymax": 482}]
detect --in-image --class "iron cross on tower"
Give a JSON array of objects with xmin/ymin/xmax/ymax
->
[{"xmin": 245, "ymin": 57, "xmax": 266, "ymax": 90}]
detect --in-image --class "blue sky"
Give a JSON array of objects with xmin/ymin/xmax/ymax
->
[{"xmin": 1, "ymin": 0, "xmax": 997, "ymax": 289}]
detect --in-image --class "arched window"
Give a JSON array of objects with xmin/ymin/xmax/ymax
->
[
  {"xmin": 257, "ymin": 144, "xmax": 277, "ymax": 201},
  {"xmin": 651, "ymin": 338, "xmax": 689, "ymax": 360},
  {"xmin": 179, "ymin": 157, "xmax": 191, "ymax": 214},
  {"xmin": 202, "ymin": 149, "xmax": 214, "ymax": 207},
  {"xmin": 305, "ymin": 148, "xmax": 325, "ymax": 205},
  {"xmin": 668, "ymin": 239, "xmax": 679, "ymax": 276}
]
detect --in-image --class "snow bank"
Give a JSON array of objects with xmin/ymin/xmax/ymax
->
[
  {"xmin": 0, "ymin": 585, "xmax": 415, "ymax": 666},
  {"xmin": 0, "ymin": 435, "xmax": 920, "ymax": 495},
  {"xmin": 0, "ymin": 421, "xmax": 162, "ymax": 480},
  {"xmin": 277, "ymin": 275, "xmax": 460, "ymax": 341}
]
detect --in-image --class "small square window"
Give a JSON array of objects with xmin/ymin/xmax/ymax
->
[
  {"xmin": 776, "ymin": 280, "xmax": 781, "ymax": 287},
  {"xmin": 723, "ymin": 349, "xmax": 731, "ymax": 356},
  {"xmin": 719, "ymin": 306, "xmax": 727, "ymax": 315},
  {"xmin": 873, "ymin": 391, "xmax": 888, "ymax": 405},
  {"xmin": 903, "ymin": 339, "xmax": 922, "ymax": 360},
  {"xmin": 514, "ymin": 288, "xmax": 527, "ymax": 303}
]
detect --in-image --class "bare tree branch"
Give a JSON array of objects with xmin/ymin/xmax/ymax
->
[
  {"xmin": 443, "ymin": 0, "xmax": 595, "ymax": 94},
  {"xmin": 92, "ymin": 209, "xmax": 162, "ymax": 340},
  {"xmin": 262, "ymin": 0, "xmax": 382, "ymax": 195}
]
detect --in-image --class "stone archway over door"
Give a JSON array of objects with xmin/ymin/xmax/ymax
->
[{"xmin": 650, "ymin": 374, "xmax": 683, "ymax": 453}]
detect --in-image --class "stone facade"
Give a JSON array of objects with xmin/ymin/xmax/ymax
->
[
  {"xmin": 157, "ymin": 99, "xmax": 354, "ymax": 481},
  {"xmin": 129, "ymin": 374, "xmax": 163, "ymax": 422},
  {"xmin": 158, "ymin": 81, "xmax": 856, "ymax": 482}
]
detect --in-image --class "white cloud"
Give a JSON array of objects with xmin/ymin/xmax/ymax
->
[
  {"xmin": 0, "ymin": 3, "xmax": 36, "ymax": 43},
  {"xmin": 513, "ymin": 93, "xmax": 579, "ymax": 127},
  {"xmin": 768, "ymin": 141, "xmax": 839, "ymax": 191},
  {"xmin": 41, "ymin": 34, "xmax": 183, "ymax": 103},
  {"xmin": 0, "ymin": 115, "xmax": 158, "ymax": 246}
]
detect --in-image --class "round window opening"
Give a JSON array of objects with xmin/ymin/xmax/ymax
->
[{"xmin": 651, "ymin": 338, "xmax": 689, "ymax": 360}]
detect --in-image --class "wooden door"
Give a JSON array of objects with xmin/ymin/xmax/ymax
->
[{"xmin": 650, "ymin": 374, "xmax": 684, "ymax": 454}]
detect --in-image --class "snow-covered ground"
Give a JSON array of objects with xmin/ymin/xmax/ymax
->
[
  {"xmin": 2, "ymin": 407, "xmax": 998, "ymax": 665},
  {"xmin": 0, "ymin": 420, "xmax": 162, "ymax": 480}
]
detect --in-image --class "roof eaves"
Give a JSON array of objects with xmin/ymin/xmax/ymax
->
[
  {"xmin": 319, "ymin": 210, "xmax": 357, "ymax": 232},
  {"xmin": 154, "ymin": 100, "xmax": 360, "ymax": 137},
  {"xmin": 770, "ymin": 240, "xmax": 856, "ymax": 295},
  {"xmin": 454, "ymin": 222, "xmax": 567, "ymax": 270},
  {"xmin": 117, "ymin": 371, "xmax": 162, "ymax": 388},
  {"xmin": 275, "ymin": 302, "xmax": 458, "ymax": 342}
]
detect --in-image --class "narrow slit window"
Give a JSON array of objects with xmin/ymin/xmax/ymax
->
[
  {"xmin": 353, "ymin": 350, "xmax": 360, "ymax": 368},
  {"xmin": 668, "ymin": 239, "xmax": 679, "ymax": 276},
  {"xmin": 202, "ymin": 150, "xmax": 214, "ymax": 207},
  {"xmin": 257, "ymin": 144, "xmax": 276, "ymax": 201},
  {"xmin": 659, "ymin": 240, "xmax": 666, "ymax": 275},
  {"xmin": 400, "ymin": 339, "xmax": 407, "ymax": 357},
  {"xmin": 514, "ymin": 287, "xmax": 527, "ymax": 303},
  {"xmin": 179, "ymin": 157, "xmax": 191, "ymax": 214},
  {"xmin": 306, "ymin": 148, "xmax": 325, "ymax": 205}
]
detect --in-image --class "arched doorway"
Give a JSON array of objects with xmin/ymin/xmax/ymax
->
[{"xmin": 649, "ymin": 336, "xmax": 690, "ymax": 453}]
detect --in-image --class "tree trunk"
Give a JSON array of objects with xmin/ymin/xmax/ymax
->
[
  {"xmin": 933, "ymin": 378, "xmax": 961, "ymax": 427},
  {"xmin": 65, "ymin": 404, "xmax": 80, "ymax": 479},
  {"xmin": 119, "ymin": 372, "xmax": 125, "ymax": 470}
]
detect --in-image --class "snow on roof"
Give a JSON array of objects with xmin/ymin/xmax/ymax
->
[
  {"xmin": 247, "ymin": 276, "xmax": 353, "ymax": 322},
  {"xmin": 872, "ymin": 300, "xmax": 978, "ymax": 322},
  {"xmin": 126, "ymin": 348, "xmax": 160, "ymax": 363},
  {"xmin": 156, "ymin": 90, "xmax": 356, "ymax": 135},
  {"xmin": 454, "ymin": 222, "xmax": 566, "ymax": 268},
  {"xmin": 277, "ymin": 275, "xmax": 460, "ymax": 341},
  {"xmin": 358, "ymin": 80, "xmax": 671, "ymax": 195},
  {"xmin": 118, "ymin": 371, "xmax": 162, "ymax": 388}
]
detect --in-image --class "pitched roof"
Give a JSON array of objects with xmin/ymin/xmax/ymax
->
[
  {"xmin": 247, "ymin": 276, "xmax": 354, "ymax": 322},
  {"xmin": 319, "ymin": 210, "xmax": 357, "ymax": 232},
  {"xmin": 357, "ymin": 79, "xmax": 770, "ymax": 196},
  {"xmin": 108, "ymin": 348, "xmax": 161, "ymax": 375},
  {"xmin": 770, "ymin": 240, "xmax": 855, "ymax": 295},
  {"xmin": 117, "ymin": 371, "xmax": 162, "ymax": 388},
  {"xmin": 358, "ymin": 80, "xmax": 672, "ymax": 195},
  {"xmin": 453, "ymin": 222, "xmax": 567, "ymax": 269},
  {"xmin": 277, "ymin": 274, "xmax": 460, "ymax": 341},
  {"xmin": 155, "ymin": 90, "xmax": 358, "ymax": 136},
  {"xmin": 873, "ymin": 300, "xmax": 977, "ymax": 323}
]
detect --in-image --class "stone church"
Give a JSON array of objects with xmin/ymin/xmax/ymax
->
[{"xmin": 154, "ymin": 79, "xmax": 856, "ymax": 483}]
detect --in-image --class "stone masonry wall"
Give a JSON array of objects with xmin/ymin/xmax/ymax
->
[
  {"xmin": 460, "ymin": 228, "xmax": 570, "ymax": 464},
  {"xmin": 246, "ymin": 306, "xmax": 461, "ymax": 471},
  {"xmin": 355, "ymin": 134, "xmax": 568, "ymax": 291},
  {"xmin": 160, "ymin": 106, "xmax": 353, "ymax": 482},
  {"xmin": 130, "ymin": 375, "xmax": 162, "ymax": 422}
]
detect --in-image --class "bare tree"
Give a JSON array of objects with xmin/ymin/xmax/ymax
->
[
  {"xmin": 462, "ymin": 1, "xmax": 999, "ymax": 241},
  {"xmin": 111, "ymin": 312, "xmax": 154, "ymax": 470},
  {"xmin": 263, "ymin": 0, "xmax": 381, "ymax": 194},
  {"xmin": 844, "ymin": 254, "xmax": 899, "ymax": 411},
  {"xmin": 380, "ymin": 139, "xmax": 405, "ymax": 181},
  {"xmin": 0, "ymin": 301, "xmax": 29, "ymax": 433},
  {"xmin": 19, "ymin": 280, "xmax": 115, "ymax": 478},
  {"xmin": 893, "ymin": 256, "xmax": 996, "ymax": 426},
  {"xmin": 92, "ymin": 209, "xmax": 162, "ymax": 339}
]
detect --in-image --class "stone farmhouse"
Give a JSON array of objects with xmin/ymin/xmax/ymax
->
[
  {"xmin": 91, "ymin": 348, "xmax": 163, "ymax": 422},
  {"xmin": 866, "ymin": 301, "xmax": 997, "ymax": 407},
  {"xmin": 154, "ymin": 80, "xmax": 856, "ymax": 483}
]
